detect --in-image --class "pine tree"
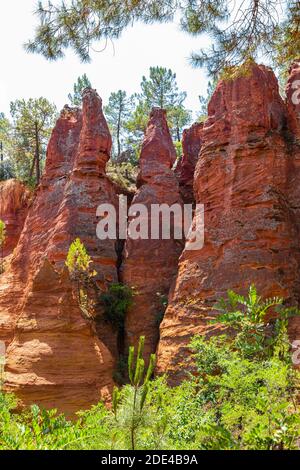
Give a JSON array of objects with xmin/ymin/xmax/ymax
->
[
  {"xmin": 126, "ymin": 67, "xmax": 191, "ymax": 153},
  {"xmin": 25, "ymin": 1, "xmax": 300, "ymax": 75},
  {"xmin": 68, "ymin": 74, "xmax": 92, "ymax": 106},
  {"xmin": 0, "ymin": 114, "xmax": 14, "ymax": 180},
  {"xmin": 140, "ymin": 66, "xmax": 186, "ymax": 110},
  {"xmin": 104, "ymin": 90, "xmax": 132, "ymax": 158},
  {"xmin": 10, "ymin": 98, "xmax": 57, "ymax": 186},
  {"xmin": 198, "ymin": 79, "xmax": 217, "ymax": 122},
  {"xmin": 112, "ymin": 336, "xmax": 156, "ymax": 450}
]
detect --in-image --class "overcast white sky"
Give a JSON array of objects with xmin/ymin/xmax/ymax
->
[{"xmin": 0, "ymin": 0, "xmax": 210, "ymax": 121}]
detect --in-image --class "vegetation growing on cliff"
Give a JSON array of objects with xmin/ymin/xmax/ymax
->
[
  {"xmin": 0, "ymin": 287, "xmax": 299, "ymax": 450},
  {"xmin": 100, "ymin": 283, "xmax": 133, "ymax": 333},
  {"xmin": 0, "ymin": 220, "xmax": 6, "ymax": 274}
]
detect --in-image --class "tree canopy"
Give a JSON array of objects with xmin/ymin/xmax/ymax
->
[
  {"xmin": 0, "ymin": 114, "xmax": 14, "ymax": 180},
  {"xmin": 26, "ymin": 1, "xmax": 300, "ymax": 75},
  {"xmin": 104, "ymin": 90, "xmax": 132, "ymax": 159},
  {"xmin": 126, "ymin": 67, "xmax": 191, "ymax": 154},
  {"xmin": 68, "ymin": 73, "xmax": 92, "ymax": 106},
  {"xmin": 10, "ymin": 98, "xmax": 57, "ymax": 186}
]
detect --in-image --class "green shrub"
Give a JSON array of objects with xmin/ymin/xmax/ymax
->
[
  {"xmin": 0, "ymin": 219, "xmax": 6, "ymax": 273},
  {"xmin": 0, "ymin": 219, "xmax": 6, "ymax": 248},
  {"xmin": 66, "ymin": 238, "xmax": 96, "ymax": 320},
  {"xmin": 100, "ymin": 283, "xmax": 133, "ymax": 332},
  {"xmin": 169, "ymin": 286, "xmax": 300, "ymax": 450},
  {"xmin": 0, "ymin": 286, "xmax": 299, "ymax": 450}
]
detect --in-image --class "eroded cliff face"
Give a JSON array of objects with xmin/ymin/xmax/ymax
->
[
  {"xmin": 1, "ymin": 62, "xmax": 300, "ymax": 409},
  {"xmin": 286, "ymin": 59, "xmax": 300, "ymax": 140},
  {"xmin": 286, "ymin": 59, "xmax": 300, "ymax": 344},
  {"xmin": 175, "ymin": 122, "xmax": 203, "ymax": 205},
  {"xmin": 0, "ymin": 179, "xmax": 31, "ymax": 258},
  {"xmin": 157, "ymin": 63, "xmax": 300, "ymax": 382},
  {"xmin": 121, "ymin": 108, "xmax": 184, "ymax": 357},
  {"xmin": 0, "ymin": 90, "xmax": 118, "ymax": 414}
]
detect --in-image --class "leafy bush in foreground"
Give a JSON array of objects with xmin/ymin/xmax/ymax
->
[{"xmin": 0, "ymin": 286, "xmax": 299, "ymax": 450}]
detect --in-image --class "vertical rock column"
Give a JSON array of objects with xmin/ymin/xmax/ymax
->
[
  {"xmin": 0, "ymin": 90, "xmax": 119, "ymax": 414},
  {"xmin": 0, "ymin": 179, "xmax": 31, "ymax": 258},
  {"xmin": 157, "ymin": 64, "xmax": 299, "ymax": 383},
  {"xmin": 175, "ymin": 122, "xmax": 203, "ymax": 205},
  {"xmin": 286, "ymin": 59, "xmax": 300, "ymax": 345},
  {"xmin": 122, "ymin": 108, "xmax": 184, "ymax": 358}
]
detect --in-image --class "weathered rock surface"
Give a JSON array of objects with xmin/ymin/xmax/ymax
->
[
  {"xmin": 286, "ymin": 59, "xmax": 300, "ymax": 345},
  {"xmin": 122, "ymin": 108, "xmax": 184, "ymax": 357},
  {"xmin": 157, "ymin": 63, "xmax": 300, "ymax": 382},
  {"xmin": 0, "ymin": 90, "xmax": 119, "ymax": 414},
  {"xmin": 175, "ymin": 122, "xmax": 203, "ymax": 204},
  {"xmin": 0, "ymin": 179, "xmax": 31, "ymax": 258},
  {"xmin": 286, "ymin": 59, "xmax": 300, "ymax": 141}
]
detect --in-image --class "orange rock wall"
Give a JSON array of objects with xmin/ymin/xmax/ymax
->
[
  {"xmin": 122, "ymin": 108, "xmax": 183, "ymax": 357},
  {"xmin": 157, "ymin": 63, "xmax": 300, "ymax": 382},
  {"xmin": 0, "ymin": 90, "xmax": 118, "ymax": 414},
  {"xmin": 0, "ymin": 179, "xmax": 31, "ymax": 258}
]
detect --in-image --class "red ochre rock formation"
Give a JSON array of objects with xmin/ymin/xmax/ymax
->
[
  {"xmin": 175, "ymin": 122, "xmax": 203, "ymax": 204},
  {"xmin": 0, "ymin": 89, "xmax": 119, "ymax": 414},
  {"xmin": 122, "ymin": 108, "xmax": 184, "ymax": 358},
  {"xmin": 286, "ymin": 59, "xmax": 300, "ymax": 344},
  {"xmin": 286, "ymin": 59, "xmax": 300, "ymax": 140},
  {"xmin": 157, "ymin": 63, "xmax": 300, "ymax": 383},
  {"xmin": 0, "ymin": 179, "xmax": 31, "ymax": 258}
]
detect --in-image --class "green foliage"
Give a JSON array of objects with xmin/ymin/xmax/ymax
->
[
  {"xmin": 198, "ymin": 79, "xmax": 217, "ymax": 121},
  {"xmin": 112, "ymin": 336, "xmax": 156, "ymax": 450},
  {"xmin": 126, "ymin": 66, "xmax": 191, "ymax": 154},
  {"xmin": 66, "ymin": 238, "xmax": 96, "ymax": 319},
  {"xmin": 104, "ymin": 90, "xmax": 133, "ymax": 158},
  {"xmin": 169, "ymin": 286, "xmax": 300, "ymax": 450},
  {"xmin": 212, "ymin": 285, "xmax": 300, "ymax": 360},
  {"xmin": 168, "ymin": 105, "xmax": 192, "ymax": 142},
  {"xmin": 10, "ymin": 97, "xmax": 57, "ymax": 186},
  {"xmin": 275, "ymin": 1, "xmax": 300, "ymax": 74},
  {"xmin": 0, "ymin": 219, "xmax": 6, "ymax": 248},
  {"xmin": 140, "ymin": 66, "xmax": 186, "ymax": 110},
  {"xmin": 107, "ymin": 161, "xmax": 138, "ymax": 192},
  {"xmin": 179, "ymin": 335, "xmax": 300, "ymax": 450},
  {"xmin": 0, "ymin": 286, "xmax": 299, "ymax": 450},
  {"xmin": 68, "ymin": 74, "xmax": 92, "ymax": 106},
  {"xmin": 66, "ymin": 238, "xmax": 93, "ymax": 276},
  {"xmin": 174, "ymin": 141, "xmax": 183, "ymax": 159},
  {"xmin": 0, "ymin": 114, "xmax": 15, "ymax": 180},
  {"xmin": 26, "ymin": 1, "xmax": 300, "ymax": 75},
  {"xmin": 100, "ymin": 283, "xmax": 133, "ymax": 332}
]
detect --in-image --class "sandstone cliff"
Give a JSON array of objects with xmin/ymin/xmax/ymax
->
[
  {"xmin": 1, "ymin": 62, "xmax": 300, "ymax": 408},
  {"xmin": 175, "ymin": 122, "xmax": 203, "ymax": 205},
  {"xmin": 0, "ymin": 90, "xmax": 118, "ymax": 414},
  {"xmin": 157, "ymin": 63, "xmax": 300, "ymax": 382},
  {"xmin": 0, "ymin": 179, "xmax": 31, "ymax": 258},
  {"xmin": 286, "ymin": 59, "xmax": 300, "ymax": 344},
  {"xmin": 122, "ymin": 108, "xmax": 184, "ymax": 357}
]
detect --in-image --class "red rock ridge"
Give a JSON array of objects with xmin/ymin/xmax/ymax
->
[
  {"xmin": 0, "ymin": 90, "xmax": 119, "ymax": 415},
  {"xmin": 286, "ymin": 59, "xmax": 300, "ymax": 140},
  {"xmin": 122, "ymin": 108, "xmax": 184, "ymax": 358},
  {"xmin": 157, "ymin": 63, "xmax": 300, "ymax": 383},
  {"xmin": 286, "ymin": 59, "xmax": 300, "ymax": 344},
  {"xmin": 0, "ymin": 179, "xmax": 31, "ymax": 258},
  {"xmin": 175, "ymin": 122, "xmax": 203, "ymax": 204}
]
